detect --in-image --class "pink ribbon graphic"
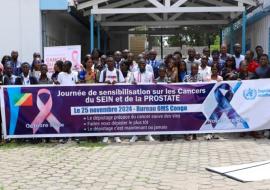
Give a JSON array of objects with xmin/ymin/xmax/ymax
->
[{"xmin": 31, "ymin": 89, "xmax": 62, "ymax": 134}]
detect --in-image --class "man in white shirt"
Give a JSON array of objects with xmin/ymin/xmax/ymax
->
[
  {"xmin": 233, "ymin": 43, "xmax": 245, "ymax": 70},
  {"xmin": 99, "ymin": 56, "xmax": 125, "ymax": 143},
  {"xmin": 130, "ymin": 53, "xmax": 154, "ymax": 73},
  {"xmin": 99, "ymin": 56, "xmax": 125, "ymax": 84},
  {"xmin": 57, "ymin": 61, "xmax": 78, "ymax": 85},
  {"xmin": 130, "ymin": 58, "xmax": 154, "ymax": 84},
  {"xmin": 199, "ymin": 55, "xmax": 211, "ymax": 81},
  {"xmin": 130, "ymin": 58, "xmax": 155, "ymax": 143}
]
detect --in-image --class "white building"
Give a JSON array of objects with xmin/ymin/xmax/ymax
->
[{"xmin": 0, "ymin": 0, "xmax": 90, "ymax": 63}]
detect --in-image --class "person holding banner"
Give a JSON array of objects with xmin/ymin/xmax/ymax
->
[
  {"xmin": 79, "ymin": 56, "xmax": 99, "ymax": 84},
  {"xmin": 38, "ymin": 64, "xmax": 53, "ymax": 85},
  {"xmin": 134, "ymin": 53, "xmax": 154, "ymax": 74},
  {"xmin": 155, "ymin": 65, "xmax": 169, "ymax": 83},
  {"xmin": 221, "ymin": 56, "xmax": 238, "ymax": 81},
  {"xmin": 99, "ymin": 56, "xmax": 124, "ymax": 143},
  {"xmin": 99, "ymin": 56, "xmax": 125, "ymax": 85},
  {"xmin": 156, "ymin": 65, "xmax": 173, "ymax": 142},
  {"xmin": 205, "ymin": 64, "xmax": 223, "ymax": 82},
  {"xmin": 204, "ymin": 64, "xmax": 223, "ymax": 140},
  {"xmin": 56, "ymin": 61, "xmax": 78, "ymax": 85},
  {"xmin": 13, "ymin": 62, "xmax": 38, "ymax": 143},
  {"xmin": 56, "ymin": 61, "xmax": 79, "ymax": 143},
  {"xmin": 183, "ymin": 63, "xmax": 203, "ymax": 141},
  {"xmin": 254, "ymin": 54, "xmax": 270, "ymax": 79},
  {"xmin": 237, "ymin": 61, "xmax": 250, "ymax": 80},
  {"xmin": 14, "ymin": 62, "xmax": 38, "ymax": 85},
  {"xmin": 130, "ymin": 58, "xmax": 155, "ymax": 143}
]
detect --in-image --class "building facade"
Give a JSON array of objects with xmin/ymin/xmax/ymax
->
[
  {"xmin": 0, "ymin": 0, "xmax": 89, "ymax": 63},
  {"xmin": 223, "ymin": 0, "xmax": 270, "ymax": 56}
]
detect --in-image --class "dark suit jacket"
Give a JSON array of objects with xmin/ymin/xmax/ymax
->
[{"xmin": 15, "ymin": 75, "xmax": 38, "ymax": 85}]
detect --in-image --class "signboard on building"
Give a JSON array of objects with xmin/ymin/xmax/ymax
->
[{"xmin": 44, "ymin": 45, "xmax": 81, "ymax": 72}]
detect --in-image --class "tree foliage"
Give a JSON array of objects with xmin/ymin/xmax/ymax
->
[{"xmin": 167, "ymin": 27, "xmax": 219, "ymax": 47}]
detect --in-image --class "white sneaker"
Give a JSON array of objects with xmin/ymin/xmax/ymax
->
[
  {"xmin": 204, "ymin": 134, "xmax": 212, "ymax": 140},
  {"xmin": 145, "ymin": 135, "xmax": 155, "ymax": 142},
  {"xmin": 102, "ymin": 137, "xmax": 109, "ymax": 143},
  {"xmin": 130, "ymin": 135, "xmax": 138, "ymax": 143},
  {"xmin": 114, "ymin": 137, "xmax": 122, "ymax": 143}
]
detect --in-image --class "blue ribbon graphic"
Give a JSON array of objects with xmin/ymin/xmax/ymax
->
[{"xmin": 208, "ymin": 82, "xmax": 249, "ymax": 129}]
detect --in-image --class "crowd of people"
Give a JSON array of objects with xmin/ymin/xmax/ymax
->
[{"xmin": 0, "ymin": 43, "xmax": 269, "ymax": 143}]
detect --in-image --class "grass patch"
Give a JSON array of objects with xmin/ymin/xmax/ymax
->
[
  {"xmin": 0, "ymin": 140, "xmax": 106, "ymax": 149},
  {"xmin": 77, "ymin": 141, "xmax": 107, "ymax": 148},
  {"xmin": 0, "ymin": 141, "xmax": 56, "ymax": 149}
]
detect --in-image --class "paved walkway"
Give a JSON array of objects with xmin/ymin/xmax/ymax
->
[{"xmin": 0, "ymin": 135, "xmax": 270, "ymax": 190}]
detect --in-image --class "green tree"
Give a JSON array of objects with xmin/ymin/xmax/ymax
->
[
  {"xmin": 210, "ymin": 35, "xmax": 221, "ymax": 51},
  {"xmin": 168, "ymin": 35, "xmax": 182, "ymax": 47}
]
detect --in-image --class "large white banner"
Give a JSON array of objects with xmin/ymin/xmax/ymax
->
[
  {"xmin": 44, "ymin": 45, "xmax": 81, "ymax": 72},
  {"xmin": 1, "ymin": 79, "xmax": 270, "ymax": 138}
]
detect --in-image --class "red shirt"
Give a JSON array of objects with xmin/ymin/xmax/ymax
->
[{"xmin": 248, "ymin": 60, "xmax": 259, "ymax": 73}]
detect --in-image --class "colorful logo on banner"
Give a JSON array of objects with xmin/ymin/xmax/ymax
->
[
  {"xmin": 207, "ymin": 82, "xmax": 249, "ymax": 129},
  {"xmin": 243, "ymin": 88, "xmax": 257, "ymax": 100},
  {"xmin": 7, "ymin": 88, "xmax": 62, "ymax": 135},
  {"xmin": 14, "ymin": 93, "xmax": 33, "ymax": 106}
]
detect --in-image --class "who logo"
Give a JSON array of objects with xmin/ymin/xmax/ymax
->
[{"xmin": 243, "ymin": 88, "xmax": 257, "ymax": 100}]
